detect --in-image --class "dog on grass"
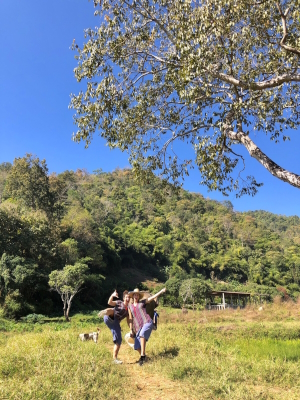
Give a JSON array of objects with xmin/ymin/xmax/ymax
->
[{"xmin": 79, "ymin": 328, "xmax": 100, "ymax": 343}]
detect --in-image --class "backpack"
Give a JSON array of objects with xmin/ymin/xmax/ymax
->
[{"xmin": 145, "ymin": 299, "xmax": 159, "ymax": 329}]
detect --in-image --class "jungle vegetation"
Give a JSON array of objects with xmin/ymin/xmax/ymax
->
[{"xmin": 0, "ymin": 155, "xmax": 300, "ymax": 318}]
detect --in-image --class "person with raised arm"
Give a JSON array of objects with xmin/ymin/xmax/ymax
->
[
  {"xmin": 99, "ymin": 289, "xmax": 130, "ymax": 364},
  {"xmin": 128, "ymin": 287, "xmax": 166, "ymax": 366}
]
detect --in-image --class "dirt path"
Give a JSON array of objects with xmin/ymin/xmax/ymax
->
[{"xmin": 105, "ymin": 343, "xmax": 184, "ymax": 400}]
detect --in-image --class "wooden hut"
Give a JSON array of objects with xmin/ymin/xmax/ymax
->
[{"xmin": 205, "ymin": 290, "xmax": 251, "ymax": 310}]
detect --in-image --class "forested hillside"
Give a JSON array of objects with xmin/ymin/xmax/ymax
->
[{"xmin": 0, "ymin": 155, "xmax": 300, "ymax": 318}]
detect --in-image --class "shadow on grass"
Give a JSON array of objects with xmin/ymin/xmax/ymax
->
[
  {"xmin": 78, "ymin": 317, "xmax": 100, "ymax": 324},
  {"xmin": 125, "ymin": 347, "xmax": 180, "ymax": 365},
  {"xmin": 157, "ymin": 346, "xmax": 180, "ymax": 358}
]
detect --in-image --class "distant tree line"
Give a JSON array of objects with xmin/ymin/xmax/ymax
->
[{"xmin": 0, "ymin": 155, "xmax": 299, "ymax": 318}]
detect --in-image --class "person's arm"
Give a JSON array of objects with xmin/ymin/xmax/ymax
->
[
  {"xmin": 126, "ymin": 313, "xmax": 130, "ymax": 328},
  {"xmin": 128, "ymin": 308, "xmax": 134, "ymax": 336},
  {"xmin": 108, "ymin": 290, "xmax": 119, "ymax": 306},
  {"xmin": 145, "ymin": 288, "xmax": 166, "ymax": 304}
]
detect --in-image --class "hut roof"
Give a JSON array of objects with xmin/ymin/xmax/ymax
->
[{"xmin": 207, "ymin": 290, "xmax": 251, "ymax": 297}]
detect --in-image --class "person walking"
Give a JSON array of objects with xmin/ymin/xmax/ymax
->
[{"xmin": 128, "ymin": 287, "xmax": 166, "ymax": 366}]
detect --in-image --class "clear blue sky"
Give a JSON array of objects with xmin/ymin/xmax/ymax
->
[{"xmin": 1, "ymin": 1, "xmax": 300, "ymax": 216}]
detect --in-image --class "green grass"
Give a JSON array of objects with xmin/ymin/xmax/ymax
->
[
  {"xmin": 0, "ymin": 327, "xmax": 129, "ymax": 399},
  {"xmin": 146, "ymin": 323, "xmax": 300, "ymax": 399},
  {"xmin": 0, "ymin": 305, "xmax": 300, "ymax": 399},
  {"xmin": 234, "ymin": 338, "xmax": 300, "ymax": 362}
]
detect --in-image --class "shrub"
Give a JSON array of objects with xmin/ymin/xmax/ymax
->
[
  {"xmin": 3, "ymin": 290, "xmax": 33, "ymax": 319},
  {"xmin": 21, "ymin": 314, "xmax": 46, "ymax": 323}
]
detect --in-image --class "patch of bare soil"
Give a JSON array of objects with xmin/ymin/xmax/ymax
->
[{"xmin": 106, "ymin": 343, "xmax": 184, "ymax": 399}]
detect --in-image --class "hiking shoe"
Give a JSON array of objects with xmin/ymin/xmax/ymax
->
[
  {"xmin": 138, "ymin": 357, "xmax": 144, "ymax": 366},
  {"xmin": 98, "ymin": 310, "xmax": 106, "ymax": 318},
  {"xmin": 113, "ymin": 359, "xmax": 123, "ymax": 365},
  {"xmin": 136, "ymin": 356, "xmax": 149, "ymax": 364},
  {"xmin": 138, "ymin": 356, "xmax": 146, "ymax": 366}
]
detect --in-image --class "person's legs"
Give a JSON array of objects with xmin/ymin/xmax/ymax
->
[
  {"xmin": 113, "ymin": 343, "xmax": 121, "ymax": 359},
  {"xmin": 111, "ymin": 321, "xmax": 122, "ymax": 362},
  {"xmin": 134, "ymin": 331, "xmax": 141, "ymax": 352},
  {"xmin": 98, "ymin": 308, "xmax": 114, "ymax": 318},
  {"xmin": 140, "ymin": 337, "xmax": 146, "ymax": 356},
  {"xmin": 135, "ymin": 321, "xmax": 153, "ymax": 365},
  {"xmin": 103, "ymin": 316, "xmax": 123, "ymax": 363},
  {"xmin": 134, "ymin": 339, "xmax": 143, "ymax": 365},
  {"xmin": 133, "ymin": 330, "xmax": 142, "ymax": 359}
]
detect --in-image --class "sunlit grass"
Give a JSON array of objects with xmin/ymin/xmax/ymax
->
[
  {"xmin": 0, "ymin": 327, "xmax": 130, "ymax": 400},
  {"xmin": 145, "ymin": 322, "xmax": 300, "ymax": 399},
  {"xmin": 233, "ymin": 338, "xmax": 300, "ymax": 362},
  {"xmin": 0, "ymin": 304, "xmax": 300, "ymax": 399}
]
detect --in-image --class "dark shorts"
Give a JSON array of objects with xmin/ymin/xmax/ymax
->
[
  {"xmin": 134, "ymin": 321, "xmax": 153, "ymax": 350},
  {"xmin": 104, "ymin": 315, "xmax": 122, "ymax": 345}
]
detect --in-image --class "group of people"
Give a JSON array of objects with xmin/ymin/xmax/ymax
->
[{"xmin": 98, "ymin": 287, "xmax": 166, "ymax": 366}]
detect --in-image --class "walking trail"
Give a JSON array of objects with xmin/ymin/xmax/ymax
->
[{"xmin": 106, "ymin": 343, "xmax": 184, "ymax": 400}]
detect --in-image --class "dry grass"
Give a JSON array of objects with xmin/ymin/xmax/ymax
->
[
  {"xmin": 0, "ymin": 303, "xmax": 300, "ymax": 399},
  {"xmin": 162, "ymin": 301, "xmax": 300, "ymax": 326}
]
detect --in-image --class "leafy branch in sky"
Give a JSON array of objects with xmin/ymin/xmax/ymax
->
[{"xmin": 71, "ymin": 0, "xmax": 300, "ymax": 196}]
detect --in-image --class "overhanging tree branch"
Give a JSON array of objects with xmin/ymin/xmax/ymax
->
[
  {"xmin": 71, "ymin": 0, "xmax": 300, "ymax": 195},
  {"xmin": 226, "ymin": 130, "xmax": 300, "ymax": 188},
  {"xmin": 213, "ymin": 72, "xmax": 300, "ymax": 90},
  {"xmin": 276, "ymin": 3, "xmax": 300, "ymax": 57}
]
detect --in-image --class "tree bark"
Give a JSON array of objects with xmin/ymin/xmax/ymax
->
[
  {"xmin": 66, "ymin": 305, "xmax": 71, "ymax": 322},
  {"xmin": 66, "ymin": 298, "xmax": 73, "ymax": 322},
  {"xmin": 226, "ymin": 131, "xmax": 300, "ymax": 188},
  {"xmin": 214, "ymin": 72, "xmax": 300, "ymax": 91},
  {"xmin": 63, "ymin": 306, "xmax": 69, "ymax": 321},
  {"xmin": 63, "ymin": 297, "xmax": 69, "ymax": 322}
]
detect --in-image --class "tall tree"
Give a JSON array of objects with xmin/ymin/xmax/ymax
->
[
  {"xmin": 0, "ymin": 253, "xmax": 47, "ymax": 318},
  {"xmin": 4, "ymin": 154, "xmax": 54, "ymax": 214},
  {"xmin": 0, "ymin": 162, "xmax": 12, "ymax": 204},
  {"xmin": 0, "ymin": 253, "xmax": 41, "ymax": 300},
  {"xmin": 71, "ymin": 0, "xmax": 300, "ymax": 196}
]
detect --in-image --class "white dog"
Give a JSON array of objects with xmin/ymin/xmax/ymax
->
[{"xmin": 79, "ymin": 328, "xmax": 100, "ymax": 343}]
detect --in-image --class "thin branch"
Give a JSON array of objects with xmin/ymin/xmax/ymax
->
[
  {"xmin": 159, "ymin": 126, "xmax": 209, "ymax": 167},
  {"xmin": 225, "ymin": 144, "xmax": 246, "ymax": 181},
  {"xmin": 276, "ymin": 3, "xmax": 300, "ymax": 56},
  {"xmin": 127, "ymin": 67, "xmax": 168, "ymax": 89},
  {"xmin": 123, "ymin": 0, "xmax": 176, "ymax": 46}
]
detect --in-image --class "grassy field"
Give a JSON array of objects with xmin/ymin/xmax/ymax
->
[{"xmin": 0, "ymin": 302, "xmax": 300, "ymax": 399}]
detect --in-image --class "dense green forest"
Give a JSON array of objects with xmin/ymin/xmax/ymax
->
[{"xmin": 0, "ymin": 155, "xmax": 300, "ymax": 318}]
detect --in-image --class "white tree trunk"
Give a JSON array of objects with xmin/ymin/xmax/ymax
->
[{"xmin": 227, "ymin": 131, "xmax": 300, "ymax": 188}]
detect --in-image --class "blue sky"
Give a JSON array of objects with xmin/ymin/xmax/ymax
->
[{"xmin": 1, "ymin": 0, "xmax": 300, "ymax": 217}]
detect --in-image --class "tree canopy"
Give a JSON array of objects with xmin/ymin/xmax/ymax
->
[
  {"xmin": 4, "ymin": 154, "xmax": 55, "ymax": 215},
  {"xmin": 49, "ymin": 262, "xmax": 90, "ymax": 321},
  {"xmin": 71, "ymin": 0, "xmax": 300, "ymax": 196},
  {"xmin": 1, "ymin": 155, "xmax": 300, "ymax": 318}
]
